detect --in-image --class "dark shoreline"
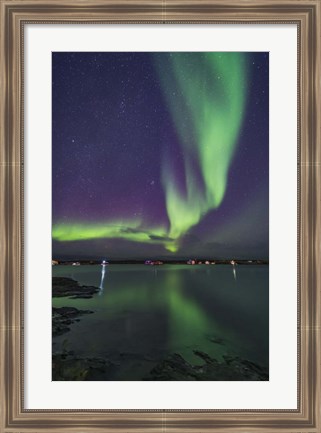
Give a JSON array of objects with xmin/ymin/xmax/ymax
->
[
  {"xmin": 52, "ymin": 277, "xmax": 98, "ymax": 336},
  {"xmin": 53, "ymin": 260, "xmax": 269, "ymax": 265},
  {"xmin": 52, "ymin": 349, "xmax": 269, "ymax": 381}
]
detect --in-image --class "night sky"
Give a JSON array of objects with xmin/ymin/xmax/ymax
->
[{"xmin": 52, "ymin": 52, "xmax": 269, "ymax": 260}]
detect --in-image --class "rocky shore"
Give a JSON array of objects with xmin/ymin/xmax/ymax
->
[
  {"xmin": 52, "ymin": 277, "xmax": 106, "ymax": 379},
  {"xmin": 53, "ymin": 351, "xmax": 115, "ymax": 381},
  {"xmin": 52, "ymin": 306, "xmax": 93, "ymax": 337},
  {"xmin": 52, "ymin": 277, "xmax": 100, "ymax": 337},
  {"xmin": 53, "ymin": 277, "xmax": 99, "ymax": 299},
  {"xmin": 144, "ymin": 351, "xmax": 268, "ymax": 381},
  {"xmin": 52, "ymin": 349, "xmax": 268, "ymax": 381}
]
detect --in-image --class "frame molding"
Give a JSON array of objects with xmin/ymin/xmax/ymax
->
[{"xmin": 0, "ymin": 1, "xmax": 320, "ymax": 432}]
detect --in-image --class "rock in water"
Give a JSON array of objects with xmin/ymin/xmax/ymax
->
[
  {"xmin": 52, "ymin": 277, "xmax": 99, "ymax": 299},
  {"xmin": 52, "ymin": 306, "xmax": 93, "ymax": 337},
  {"xmin": 145, "ymin": 351, "xmax": 268, "ymax": 381}
]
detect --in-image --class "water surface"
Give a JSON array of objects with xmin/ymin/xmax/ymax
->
[{"xmin": 52, "ymin": 264, "xmax": 268, "ymax": 380}]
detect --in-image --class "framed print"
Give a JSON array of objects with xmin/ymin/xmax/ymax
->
[
  {"xmin": 51, "ymin": 50, "xmax": 269, "ymax": 383},
  {"xmin": 0, "ymin": 0, "xmax": 320, "ymax": 432}
]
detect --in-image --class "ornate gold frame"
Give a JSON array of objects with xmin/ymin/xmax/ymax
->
[{"xmin": 0, "ymin": 1, "xmax": 320, "ymax": 432}]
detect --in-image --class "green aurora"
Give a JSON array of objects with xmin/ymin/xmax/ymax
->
[{"xmin": 52, "ymin": 53, "xmax": 248, "ymax": 253}]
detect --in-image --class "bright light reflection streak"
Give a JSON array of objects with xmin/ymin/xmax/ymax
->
[
  {"xmin": 233, "ymin": 266, "xmax": 237, "ymax": 282},
  {"xmin": 99, "ymin": 265, "xmax": 107, "ymax": 294}
]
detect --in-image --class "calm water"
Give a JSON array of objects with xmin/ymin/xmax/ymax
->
[{"xmin": 52, "ymin": 264, "xmax": 269, "ymax": 380}]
